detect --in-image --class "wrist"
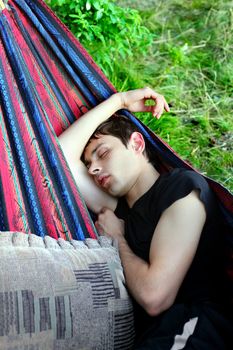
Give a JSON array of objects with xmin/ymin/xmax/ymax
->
[{"xmin": 111, "ymin": 92, "xmax": 125, "ymax": 110}]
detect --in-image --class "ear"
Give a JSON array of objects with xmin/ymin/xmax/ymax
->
[{"xmin": 129, "ymin": 132, "xmax": 145, "ymax": 154}]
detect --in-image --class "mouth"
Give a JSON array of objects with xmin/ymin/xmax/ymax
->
[{"xmin": 97, "ymin": 175, "xmax": 110, "ymax": 188}]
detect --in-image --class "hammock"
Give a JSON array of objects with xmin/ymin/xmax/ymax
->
[{"xmin": 0, "ymin": 0, "xmax": 232, "ymax": 288}]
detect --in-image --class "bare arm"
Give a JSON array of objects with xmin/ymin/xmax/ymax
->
[
  {"xmin": 59, "ymin": 93, "xmax": 122, "ymax": 162},
  {"xmin": 58, "ymin": 88, "xmax": 169, "ymax": 213},
  {"xmin": 96, "ymin": 190, "xmax": 206, "ymax": 316},
  {"xmin": 59, "ymin": 93, "xmax": 123, "ymax": 213}
]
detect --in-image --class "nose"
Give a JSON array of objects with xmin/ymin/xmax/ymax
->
[{"xmin": 88, "ymin": 161, "xmax": 101, "ymax": 175}]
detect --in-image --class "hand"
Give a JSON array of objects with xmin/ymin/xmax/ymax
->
[
  {"xmin": 95, "ymin": 208, "xmax": 125, "ymax": 240},
  {"xmin": 119, "ymin": 87, "xmax": 170, "ymax": 119}
]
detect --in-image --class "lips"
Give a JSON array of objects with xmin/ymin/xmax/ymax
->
[{"xmin": 97, "ymin": 175, "xmax": 110, "ymax": 188}]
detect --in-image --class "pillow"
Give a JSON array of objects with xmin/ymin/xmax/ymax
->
[{"xmin": 0, "ymin": 232, "xmax": 135, "ymax": 350}]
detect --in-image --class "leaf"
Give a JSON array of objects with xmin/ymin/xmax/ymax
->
[
  {"xmin": 57, "ymin": 0, "xmax": 66, "ymax": 5},
  {"xmin": 69, "ymin": 14, "xmax": 79, "ymax": 18},
  {"xmin": 86, "ymin": 1, "xmax": 91, "ymax": 11},
  {"xmin": 93, "ymin": 1, "xmax": 101, "ymax": 10},
  {"xmin": 96, "ymin": 9, "xmax": 103, "ymax": 21}
]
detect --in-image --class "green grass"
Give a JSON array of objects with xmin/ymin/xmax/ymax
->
[{"xmin": 112, "ymin": 0, "xmax": 233, "ymax": 191}]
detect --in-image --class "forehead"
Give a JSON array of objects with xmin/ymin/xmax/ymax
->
[{"xmin": 84, "ymin": 134, "xmax": 123, "ymax": 162}]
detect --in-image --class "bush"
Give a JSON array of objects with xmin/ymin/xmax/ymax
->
[{"xmin": 46, "ymin": 0, "xmax": 153, "ymax": 76}]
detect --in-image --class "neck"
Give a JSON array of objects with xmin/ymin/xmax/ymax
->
[{"xmin": 125, "ymin": 162, "xmax": 160, "ymax": 208}]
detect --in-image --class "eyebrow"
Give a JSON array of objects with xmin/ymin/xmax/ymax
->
[{"xmin": 84, "ymin": 143, "xmax": 105, "ymax": 166}]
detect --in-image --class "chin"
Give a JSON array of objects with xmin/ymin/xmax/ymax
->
[
  {"xmin": 107, "ymin": 188, "xmax": 117, "ymax": 196},
  {"xmin": 107, "ymin": 186, "xmax": 121, "ymax": 197},
  {"xmin": 114, "ymin": 188, "xmax": 127, "ymax": 198},
  {"xmin": 107, "ymin": 181, "xmax": 126, "ymax": 197}
]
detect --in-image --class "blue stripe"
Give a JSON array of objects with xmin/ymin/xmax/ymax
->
[
  {"xmin": 0, "ymin": 180, "xmax": 7, "ymax": 231},
  {"xmin": 25, "ymin": 0, "xmax": 112, "ymax": 101},
  {"xmin": 14, "ymin": 0, "xmax": 99, "ymax": 107},
  {"xmin": 0, "ymin": 34, "xmax": 46, "ymax": 236},
  {"xmin": 10, "ymin": 5, "xmax": 77, "ymax": 125}
]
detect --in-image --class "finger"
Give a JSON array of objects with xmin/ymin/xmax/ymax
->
[
  {"xmin": 152, "ymin": 105, "xmax": 162, "ymax": 118},
  {"xmin": 153, "ymin": 111, "xmax": 162, "ymax": 119},
  {"xmin": 95, "ymin": 220, "xmax": 103, "ymax": 229},
  {"xmin": 164, "ymin": 99, "xmax": 170, "ymax": 112},
  {"xmin": 143, "ymin": 87, "xmax": 160, "ymax": 100},
  {"xmin": 149, "ymin": 105, "xmax": 158, "ymax": 117},
  {"xmin": 100, "ymin": 207, "xmax": 108, "ymax": 214},
  {"xmin": 155, "ymin": 95, "xmax": 170, "ymax": 113},
  {"xmin": 95, "ymin": 221, "xmax": 104, "ymax": 235},
  {"xmin": 143, "ymin": 105, "xmax": 155, "ymax": 113}
]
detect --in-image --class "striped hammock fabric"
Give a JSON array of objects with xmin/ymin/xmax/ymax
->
[
  {"xmin": 0, "ymin": 0, "xmax": 232, "ymax": 284},
  {"xmin": 0, "ymin": 0, "xmax": 114, "ymax": 240}
]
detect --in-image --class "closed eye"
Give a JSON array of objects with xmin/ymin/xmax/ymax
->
[
  {"xmin": 98, "ymin": 149, "xmax": 109, "ymax": 159},
  {"xmin": 84, "ymin": 146, "xmax": 110, "ymax": 169}
]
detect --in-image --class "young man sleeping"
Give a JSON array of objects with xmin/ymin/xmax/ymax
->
[{"xmin": 59, "ymin": 87, "xmax": 232, "ymax": 349}]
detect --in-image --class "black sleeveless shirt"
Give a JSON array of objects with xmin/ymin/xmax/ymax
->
[{"xmin": 115, "ymin": 168, "xmax": 227, "ymax": 306}]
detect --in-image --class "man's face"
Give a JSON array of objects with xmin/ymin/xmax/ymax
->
[{"xmin": 84, "ymin": 134, "xmax": 142, "ymax": 197}]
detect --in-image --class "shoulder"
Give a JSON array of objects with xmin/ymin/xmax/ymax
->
[
  {"xmin": 162, "ymin": 168, "xmax": 210, "ymax": 193},
  {"xmin": 157, "ymin": 168, "xmax": 217, "ymax": 216},
  {"xmin": 165, "ymin": 168, "xmax": 208, "ymax": 188}
]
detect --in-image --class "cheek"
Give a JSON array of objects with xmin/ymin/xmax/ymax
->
[
  {"xmin": 111, "ymin": 153, "xmax": 130, "ymax": 171},
  {"xmin": 112, "ymin": 153, "xmax": 137, "ymax": 179}
]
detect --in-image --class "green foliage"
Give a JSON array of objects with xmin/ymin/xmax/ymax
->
[
  {"xmin": 134, "ymin": 0, "xmax": 233, "ymax": 191},
  {"xmin": 45, "ymin": 0, "xmax": 153, "ymax": 75},
  {"xmin": 46, "ymin": 0, "xmax": 233, "ymax": 191}
]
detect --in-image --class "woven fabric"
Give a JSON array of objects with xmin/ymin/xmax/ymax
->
[
  {"xmin": 0, "ymin": 0, "xmax": 121, "ymax": 240},
  {"xmin": 0, "ymin": 0, "xmax": 104, "ymax": 240},
  {"xmin": 0, "ymin": 231, "xmax": 135, "ymax": 349},
  {"xmin": 0, "ymin": 0, "xmax": 232, "ymax": 296}
]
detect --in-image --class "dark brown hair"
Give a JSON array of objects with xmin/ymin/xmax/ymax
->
[{"xmin": 82, "ymin": 115, "xmax": 154, "ymax": 163}]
